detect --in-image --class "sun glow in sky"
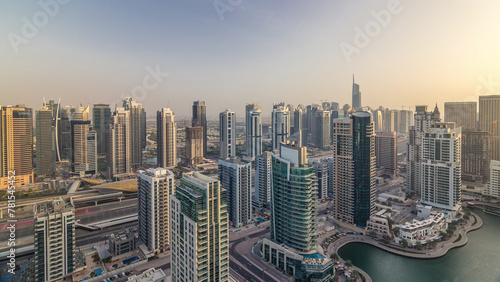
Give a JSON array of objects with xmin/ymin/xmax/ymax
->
[{"xmin": 1, "ymin": 0, "xmax": 500, "ymax": 118}]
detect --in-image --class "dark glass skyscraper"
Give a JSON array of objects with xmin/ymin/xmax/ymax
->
[
  {"xmin": 352, "ymin": 75, "xmax": 361, "ymax": 110},
  {"xmin": 92, "ymin": 104, "xmax": 111, "ymax": 156},
  {"xmin": 192, "ymin": 100, "xmax": 207, "ymax": 157}
]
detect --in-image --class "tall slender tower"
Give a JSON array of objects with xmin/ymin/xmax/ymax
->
[
  {"xmin": 34, "ymin": 199, "xmax": 75, "ymax": 282},
  {"xmin": 157, "ymin": 108, "xmax": 177, "ymax": 168},
  {"xmin": 218, "ymin": 158, "xmax": 251, "ymax": 227},
  {"xmin": 315, "ymin": 109, "xmax": 330, "ymax": 148},
  {"xmin": 479, "ymin": 95, "xmax": 500, "ymax": 161},
  {"xmin": 71, "ymin": 106, "xmax": 90, "ymax": 173},
  {"xmin": 420, "ymin": 123, "xmax": 461, "ymax": 214},
  {"xmin": 332, "ymin": 112, "xmax": 375, "ymax": 227},
  {"xmin": 407, "ymin": 105, "xmax": 441, "ymax": 195},
  {"xmin": 271, "ymin": 104, "xmax": 290, "ymax": 151},
  {"xmin": 0, "ymin": 105, "xmax": 34, "ymax": 188},
  {"xmin": 92, "ymin": 104, "xmax": 111, "ymax": 156},
  {"xmin": 255, "ymin": 152, "xmax": 272, "ymax": 209},
  {"xmin": 35, "ymin": 106, "xmax": 56, "ymax": 177},
  {"xmin": 192, "ymin": 101, "xmax": 207, "ymax": 157},
  {"xmin": 219, "ymin": 109, "xmax": 235, "ymax": 160},
  {"xmin": 123, "ymin": 98, "xmax": 144, "ymax": 169},
  {"xmin": 108, "ymin": 107, "xmax": 131, "ymax": 178},
  {"xmin": 170, "ymin": 172, "xmax": 229, "ymax": 282},
  {"xmin": 245, "ymin": 104, "xmax": 262, "ymax": 159},
  {"xmin": 138, "ymin": 168, "xmax": 175, "ymax": 252},
  {"xmin": 375, "ymin": 131, "xmax": 397, "ymax": 178},
  {"xmin": 271, "ymin": 142, "xmax": 317, "ymax": 251},
  {"xmin": 185, "ymin": 126, "xmax": 203, "ymax": 165},
  {"xmin": 352, "ymin": 75, "xmax": 361, "ymax": 110}
]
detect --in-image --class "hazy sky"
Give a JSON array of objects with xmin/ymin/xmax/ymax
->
[{"xmin": 1, "ymin": 0, "xmax": 500, "ymax": 119}]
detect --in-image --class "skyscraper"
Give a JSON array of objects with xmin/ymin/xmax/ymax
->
[
  {"xmin": 254, "ymin": 151, "xmax": 272, "ymax": 209},
  {"xmin": 123, "ymin": 98, "xmax": 144, "ymax": 169},
  {"xmin": 484, "ymin": 160, "xmax": 500, "ymax": 198},
  {"xmin": 35, "ymin": 106, "xmax": 56, "ymax": 177},
  {"xmin": 310, "ymin": 158, "xmax": 329, "ymax": 200},
  {"xmin": 271, "ymin": 141, "xmax": 316, "ymax": 251},
  {"xmin": 170, "ymin": 172, "xmax": 229, "ymax": 282},
  {"xmin": 71, "ymin": 106, "xmax": 91, "ymax": 173},
  {"xmin": 185, "ymin": 126, "xmax": 203, "ymax": 165},
  {"xmin": 479, "ymin": 95, "xmax": 500, "ymax": 161},
  {"xmin": 420, "ymin": 123, "xmax": 461, "ymax": 214},
  {"xmin": 375, "ymin": 131, "xmax": 397, "ymax": 178},
  {"xmin": 218, "ymin": 158, "xmax": 251, "ymax": 227},
  {"xmin": 58, "ymin": 106, "xmax": 74, "ymax": 161},
  {"xmin": 461, "ymin": 130, "xmax": 489, "ymax": 182},
  {"xmin": 372, "ymin": 109, "xmax": 384, "ymax": 132},
  {"xmin": 294, "ymin": 105, "xmax": 307, "ymax": 146},
  {"xmin": 352, "ymin": 75, "xmax": 361, "ymax": 110},
  {"xmin": 138, "ymin": 168, "xmax": 175, "ymax": 253},
  {"xmin": 92, "ymin": 104, "xmax": 111, "ymax": 156},
  {"xmin": 245, "ymin": 104, "xmax": 262, "ymax": 159},
  {"xmin": 331, "ymin": 112, "xmax": 376, "ymax": 227},
  {"xmin": 0, "ymin": 105, "xmax": 34, "ymax": 188},
  {"xmin": 407, "ymin": 105, "xmax": 441, "ymax": 195},
  {"xmin": 86, "ymin": 130, "xmax": 97, "ymax": 173},
  {"xmin": 192, "ymin": 100, "xmax": 207, "ymax": 157},
  {"xmin": 108, "ymin": 107, "xmax": 132, "ymax": 178},
  {"xmin": 265, "ymin": 141, "xmax": 335, "ymax": 281},
  {"xmin": 34, "ymin": 198, "xmax": 75, "ymax": 282},
  {"xmin": 315, "ymin": 109, "xmax": 330, "ymax": 148},
  {"xmin": 444, "ymin": 102, "xmax": 477, "ymax": 130},
  {"xmin": 271, "ymin": 104, "xmax": 290, "ymax": 151},
  {"xmin": 219, "ymin": 109, "xmax": 235, "ymax": 160},
  {"xmin": 157, "ymin": 108, "xmax": 177, "ymax": 169}
]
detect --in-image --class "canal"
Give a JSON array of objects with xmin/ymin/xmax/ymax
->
[{"xmin": 338, "ymin": 210, "xmax": 500, "ymax": 282}]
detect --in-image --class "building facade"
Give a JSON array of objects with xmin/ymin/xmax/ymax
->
[
  {"xmin": 375, "ymin": 131, "xmax": 397, "ymax": 178},
  {"xmin": 92, "ymin": 104, "xmax": 111, "ymax": 156},
  {"xmin": 108, "ymin": 107, "xmax": 132, "ymax": 178},
  {"xmin": 219, "ymin": 109, "xmax": 236, "ymax": 160},
  {"xmin": 407, "ymin": 105, "xmax": 441, "ymax": 195},
  {"xmin": 444, "ymin": 102, "xmax": 477, "ymax": 130},
  {"xmin": 420, "ymin": 123, "xmax": 461, "ymax": 213},
  {"xmin": 35, "ymin": 106, "xmax": 56, "ymax": 177},
  {"xmin": 352, "ymin": 75, "xmax": 361, "ymax": 110},
  {"xmin": 484, "ymin": 160, "xmax": 500, "ymax": 198},
  {"xmin": 192, "ymin": 100, "xmax": 207, "ymax": 157},
  {"xmin": 254, "ymin": 151, "xmax": 272, "ymax": 209},
  {"xmin": 271, "ymin": 142, "xmax": 317, "ymax": 252},
  {"xmin": 34, "ymin": 199, "xmax": 75, "ymax": 282},
  {"xmin": 479, "ymin": 95, "xmax": 500, "ymax": 161},
  {"xmin": 462, "ymin": 130, "xmax": 489, "ymax": 182},
  {"xmin": 185, "ymin": 126, "xmax": 204, "ymax": 165},
  {"xmin": 331, "ymin": 112, "xmax": 376, "ymax": 227},
  {"xmin": 157, "ymin": 107, "xmax": 177, "ymax": 169},
  {"xmin": 138, "ymin": 168, "xmax": 175, "ymax": 252},
  {"xmin": 0, "ymin": 105, "xmax": 34, "ymax": 189},
  {"xmin": 123, "ymin": 98, "xmax": 145, "ymax": 169},
  {"xmin": 170, "ymin": 172, "xmax": 229, "ymax": 282},
  {"xmin": 271, "ymin": 104, "xmax": 291, "ymax": 151},
  {"xmin": 245, "ymin": 104, "xmax": 262, "ymax": 159},
  {"xmin": 218, "ymin": 158, "xmax": 251, "ymax": 227}
]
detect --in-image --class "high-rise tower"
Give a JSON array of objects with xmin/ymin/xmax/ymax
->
[
  {"xmin": 352, "ymin": 75, "xmax": 361, "ymax": 110},
  {"xmin": 192, "ymin": 100, "xmax": 207, "ymax": 157},
  {"xmin": 157, "ymin": 107, "xmax": 177, "ymax": 168},
  {"xmin": 245, "ymin": 104, "xmax": 262, "ymax": 159},
  {"xmin": 219, "ymin": 109, "xmax": 235, "ymax": 160}
]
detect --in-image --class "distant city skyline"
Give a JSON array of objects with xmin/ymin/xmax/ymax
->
[{"xmin": 2, "ymin": 1, "xmax": 500, "ymax": 117}]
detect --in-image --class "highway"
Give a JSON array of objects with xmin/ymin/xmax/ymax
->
[{"xmin": 229, "ymin": 228, "xmax": 276, "ymax": 282}]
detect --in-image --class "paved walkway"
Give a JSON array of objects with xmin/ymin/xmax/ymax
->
[{"xmin": 328, "ymin": 213, "xmax": 483, "ymax": 260}]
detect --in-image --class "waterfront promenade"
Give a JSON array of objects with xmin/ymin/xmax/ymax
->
[{"xmin": 327, "ymin": 213, "xmax": 483, "ymax": 260}]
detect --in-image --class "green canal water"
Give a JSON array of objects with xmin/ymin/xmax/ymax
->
[{"xmin": 338, "ymin": 210, "xmax": 500, "ymax": 282}]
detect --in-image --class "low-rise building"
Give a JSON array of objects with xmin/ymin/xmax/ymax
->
[
  {"xmin": 108, "ymin": 229, "xmax": 136, "ymax": 256},
  {"xmin": 366, "ymin": 215, "xmax": 390, "ymax": 236},
  {"xmin": 127, "ymin": 268, "xmax": 168, "ymax": 282},
  {"xmin": 395, "ymin": 212, "xmax": 447, "ymax": 246},
  {"xmin": 262, "ymin": 238, "xmax": 334, "ymax": 281}
]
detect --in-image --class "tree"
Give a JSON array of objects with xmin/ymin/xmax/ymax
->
[
  {"xmin": 331, "ymin": 253, "xmax": 340, "ymax": 261},
  {"xmin": 415, "ymin": 240, "xmax": 422, "ymax": 250},
  {"xmin": 392, "ymin": 227, "xmax": 400, "ymax": 237},
  {"xmin": 345, "ymin": 260, "xmax": 353, "ymax": 267},
  {"xmin": 402, "ymin": 239, "xmax": 409, "ymax": 248}
]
